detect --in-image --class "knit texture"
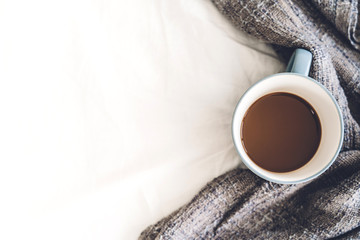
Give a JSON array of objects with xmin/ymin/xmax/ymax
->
[{"xmin": 139, "ymin": 0, "xmax": 360, "ymax": 239}]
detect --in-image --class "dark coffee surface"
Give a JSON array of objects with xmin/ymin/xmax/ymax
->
[{"xmin": 241, "ymin": 92, "xmax": 321, "ymax": 172}]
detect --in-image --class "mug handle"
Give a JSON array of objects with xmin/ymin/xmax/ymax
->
[{"xmin": 285, "ymin": 48, "xmax": 313, "ymax": 76}]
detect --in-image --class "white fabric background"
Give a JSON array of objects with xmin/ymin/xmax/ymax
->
[{"xmin": 0, "ymin": 0, "xmax": 284, "ymax": 239}]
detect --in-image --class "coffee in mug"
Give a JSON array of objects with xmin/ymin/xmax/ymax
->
[
  {"xmin": 231, "ymin": 49, "xmax": 343, "ymax": 184},
  {"xmin": 241, "ymin": 92, "xmax": 321, "ymax": 173}
]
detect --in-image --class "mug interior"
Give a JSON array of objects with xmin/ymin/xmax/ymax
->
[{"xmin": 232, "ymin": 73, "xmax": 343, "ymax": 184}]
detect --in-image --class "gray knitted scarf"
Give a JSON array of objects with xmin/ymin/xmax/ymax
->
[{"xmin": 139, "ymin": 0, "xmax": 360, "ymax": 239}]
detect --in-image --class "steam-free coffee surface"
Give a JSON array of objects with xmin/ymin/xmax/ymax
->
[{"xmin": 241, "ymin": 92, "xmax": 321, "ymax": 172}]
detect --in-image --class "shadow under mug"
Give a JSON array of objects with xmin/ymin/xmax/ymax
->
[{"xmin": 232, "ymin": 48, "xmax": 344, "ymax": 184}]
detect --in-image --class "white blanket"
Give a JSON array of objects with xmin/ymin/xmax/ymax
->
[{"xmin": 0, "ymin": 0, "xmax": 284, "ymax": 239}]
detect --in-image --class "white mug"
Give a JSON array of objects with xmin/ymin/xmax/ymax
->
[{"xmin": 232, "ymin": 49, "xmax": 344, "ymax": 184}]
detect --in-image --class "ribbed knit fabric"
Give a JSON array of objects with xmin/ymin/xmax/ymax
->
[{"xmin": 139, "ymin": 0, "xmax": 360, "ymax": 239}]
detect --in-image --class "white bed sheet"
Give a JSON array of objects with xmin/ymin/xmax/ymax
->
[{"xmin": 0, "ymin": 0, "xmax": 284, "ymax": 239}]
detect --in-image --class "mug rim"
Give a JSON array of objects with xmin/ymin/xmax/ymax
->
[{"xmin": 231, "ymin": 72, "xmax": 344, "ymax": 184}]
